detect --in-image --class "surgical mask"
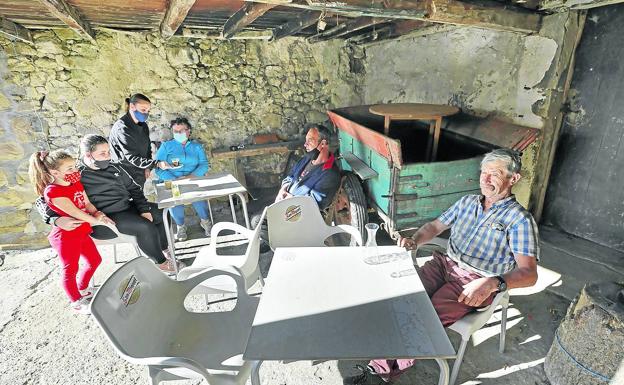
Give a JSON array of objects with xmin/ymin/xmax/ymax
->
[
  {"xmin": 173, "ymin": 132, "xmax": 188, "ymax": 144},
  {"xmin": 133, "ymin": 110, "xmax": 149, "ymax": 123},
  {"xmin": 93, "ymin": 159, "xmax": 110, "ymax": 169},
  {"xmin": 63, "ymin": 171, "xmax": 81, "ymax": 184}
]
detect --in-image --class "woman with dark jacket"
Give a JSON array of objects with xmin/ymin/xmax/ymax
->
[
  {"xmin": 108, "ymin": 93, "xmax": 171, "ymax": 187},
  {"xmin": 37, "ymin": 134, "xmax": 178, "ymax": 273}
]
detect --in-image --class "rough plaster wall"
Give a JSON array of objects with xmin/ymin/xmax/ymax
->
[
  {"xmin": 0, "ymin": 30, "xmax": 362, "ymax": 247},
  {"xmin": 361, "ymin": 27, "xmax": 562, "ymax": 207}
]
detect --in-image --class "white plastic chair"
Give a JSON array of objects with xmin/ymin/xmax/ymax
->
[
  {"xmin": 448, "ymin": 290, "xmax": 509, "ymax": 385},
  {"xmin": 266, "ymin": 196, "xmax": 363, "ymax": 250},
  {"xmin": 415, "ymin": 237, "xmax": 510, "ymax": 385},
  {"xmin": 90, "ymin": 256, "xmax": 259, "ymax": 385},
  {"xmin": 176, "ymin": 208, "xmax": 267, "ymax": 294},
  {"xmin": 91, "ymin": 223, "xmax": 141, "ymax": 264}
]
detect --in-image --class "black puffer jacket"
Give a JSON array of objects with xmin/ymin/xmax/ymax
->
[
  {"xmin": 109, "ymin": 113, "xmax": 157, "ymax": 187},
  {"xmin": 77, "ymin": 160, "xmax": 150, "ymax": 215}
]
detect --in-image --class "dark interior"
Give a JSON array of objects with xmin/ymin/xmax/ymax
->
[{"xmin": 332, "ymin": 106, "xmax": 493, "ymax": 164}]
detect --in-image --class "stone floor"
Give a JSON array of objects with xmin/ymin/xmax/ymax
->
[{"xmin": 0, "ymin": 196, "xmax": 622, "ymax": 385}]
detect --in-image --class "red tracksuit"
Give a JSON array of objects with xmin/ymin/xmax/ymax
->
[{"xmin": 45, "ymin": 182, "xmax": 102, "ymax": 302}]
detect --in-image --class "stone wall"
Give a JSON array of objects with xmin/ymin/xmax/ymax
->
[
  {"xmin": 359, "ymin": 14, "xmax": 577, "ymax": 208},
  {"xmin": 0, "ymin": 30, "xmax": 362, "ymax": 248}
]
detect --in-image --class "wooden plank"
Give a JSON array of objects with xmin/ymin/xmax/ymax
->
[
  {"xmin": 211, "ymin": 140, "xmax": 303, "ymax": 160},
  {"xmin": 426, "ymin": 0, "xmax": 541, "ymax": 34},
  {"xmin": 249, "ymin": 0, "xmax": 540, "ymax": 34},
  {"xmin": 161, "ymin": 0, "xmax": 198, "ymax": 38},
  {"xmin": 307, "ymin": 17, "xmax": 389, "ymax": 43},
  {"xmin": 37, "ymin": 0, "xmax": 95, "ymax": 41},
  {"xmin": 328, "ymin": 109, "xmax": 404, "ymax": 168},
  {"xmin": 343, "ymin": 152, "xmax": 378, "ymax": 180},
  {"xmin": 0, "ymin": 17, "xmax": 33, "ymax": 44},
  {"xmin": 223, "ymin": 2, "xmax": 277, "ymax": 39},
  {"xmin": 394, "ymin": 190, "xmax": 477, "ymax": 226},
  {"xmin": 180, "ymin": 28, "xmax": 273, "ymax": 40},
  {"xmin": 398, "ymin": 157, "xmax": 481, "ymax": 198},
  {"xmin": 272, "ymin": 10, "xmax": 320, "ymax": 40}
]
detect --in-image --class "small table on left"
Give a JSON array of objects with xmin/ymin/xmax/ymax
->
[{"xmin": 154, "ymin": 173, "xmax": 251, "ymax": 276}]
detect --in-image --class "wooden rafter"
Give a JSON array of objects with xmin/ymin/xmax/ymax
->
[
  {"xmin": 161, "ymin": 0, "xmax": 198, "ymax": 38},
  {"xmin": 248, "ymin": 0, "xmax": 541, "ymax": 34},
  {"xmin": 0, "ymin": 17, "xmax": 33, "ymax": 44},
  {"xmin": 222, "ymin": 2, "xmax": 277, "ymax": 39},
  {"xmin": 308, "ymin": 17, "xmax": 389, "ymax": 43},
  {"xmin": 272, "ymin": 10, "xmax": 320, "ymax": 40},
  {"xmin": 37, "ymin": 0, "xmax": 95, "ymax": 42}
]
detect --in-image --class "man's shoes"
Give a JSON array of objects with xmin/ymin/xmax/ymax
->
[
  {"xmin": 343, "ymin": 365, "xmax": 390, "ymax": 385},
  {"xmin": 200, "ymin": 218, "xmax": 212, "ymax": 236},
  {"xmin": 175, "ymin": 224, "xmax": 188, "ymax": 242}
]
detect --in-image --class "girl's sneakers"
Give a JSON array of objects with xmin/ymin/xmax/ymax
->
[
  {"xmin": 70, "ymin": 297, "xmax": 91, "ymax": 315},
  {"xmin": 79, "ymin": 286, "xmax": 96, "ymax": 300}
]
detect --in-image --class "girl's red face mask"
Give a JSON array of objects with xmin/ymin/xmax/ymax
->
[{"xmin": 63, "ymin": 170, "xmax": 81, "ymax": 184}]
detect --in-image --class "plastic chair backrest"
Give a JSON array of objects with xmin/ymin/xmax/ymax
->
[
  {"xmin": 90, "ymin": 257, "xmax": 259, "ymax": 369},
  {"xmin": 267, "ymin": 196, "xmax": 361, "ymax": 249}
]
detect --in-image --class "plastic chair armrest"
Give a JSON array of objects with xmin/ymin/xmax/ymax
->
[
  {"xmin": 207, "ymin": 222, "xmax": 254, "ymax": 254},
  {"xmin": 178, "ymin": 265, "xmax": 250, "ymax": 300},
  {"xmin": 334, "ymin": 224, "xmax": 363, "ymax": 246}
]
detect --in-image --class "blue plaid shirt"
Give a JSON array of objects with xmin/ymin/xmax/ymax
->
[{"xmin": 438, "ymin": 194, "xmax": 539, "ymax": 276}]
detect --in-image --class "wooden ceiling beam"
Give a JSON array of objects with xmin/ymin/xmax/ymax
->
[
  {"xmin": 161, "ymin": 0, "xmax": 198, "ymax": 38},
  {"xmin": 272, "ymin": 10, "xmax": 320, "ymax": 40},
  {"xmin": 222, "ymin": 2, "xmax": 277, "ymax": 39},
  {"xmin": 308, "ymin": 17, "xmax": 389, "ymax": 43},
  {"xmin": 37, "ymin": 0, "xmax": 95, "ymax": 42},
  {"xmin": 0, "ymin": 17, "xmax": 33, "ymax": 44},
  {"xmin": 248, "ymin": 0, "xmax": 541, "ymax": 34}
]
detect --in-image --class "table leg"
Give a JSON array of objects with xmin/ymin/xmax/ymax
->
[
  {"xmin": 251, "ymin": 360, "xmax": 264, "ymax": 385},
  {"xmin": 435, "ymin": 358, "xmax": 450, "ymax": 385},
  {"xmin": 236, "ymin": 192, "xmax": 251, "ymax": 229},
  {"xmin": 384, "ymin": 115, "xmax": 391, "ymax": 136},
  {"xmin": 426, "ymin": 119, "xmax": 435, "ymax": 161},
  {"xmin": 228, "ymin": 194, "xmax": 238, "ymax": 224},
  {"xmin": 431, "ymin": 117, "xmax": 442, "ymax": 161},
  {"xmin": 161, "ymin": 207, "xmax": 179, "ymax": 279},
  {"xmin": 206, "ymin": 199, "xmax": 215, "ymax": 225}
]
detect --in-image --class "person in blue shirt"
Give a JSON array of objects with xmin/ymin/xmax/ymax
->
[{"xmin": 155, "ymin": 117, "xmax": 211, "ymax": 241}]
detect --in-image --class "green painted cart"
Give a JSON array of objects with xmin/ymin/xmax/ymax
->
[{"xmin": 327, "ymin": 104, "xmax": 539, "ymax": 239}]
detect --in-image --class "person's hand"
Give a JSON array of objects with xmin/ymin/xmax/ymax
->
[
  {"xmin": 94, "ymin": 211, "xmax": 115, "ymax": 225},
  {"xmin": 398, "ymin": 236, "xmax": 417, "ymax": 250},
  {"xmin": 275, "ymin": 186, "xmax": 292, "ymax": 202},
  {"xmin": 55, "ymin": 217, "xmax": 83, "ymax": 231},
  {"xmin": 144, "ymin": 168, "xmax": 151, "ymax": 180},
  {"xmin": 157, "ymin": 161, "xmax": 172, "ymax": 170},
  {"xmin": 457, "ymin": 277, "xmax": 498, "ymax": 307},
  {"xmin": 141, "ymin": 212, "xmax": 154, "ymax": 222}
]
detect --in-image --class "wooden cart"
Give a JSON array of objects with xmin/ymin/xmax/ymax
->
[{"xmin": 327, "ymin": 104, "xmax": 539, "ymax": 239}]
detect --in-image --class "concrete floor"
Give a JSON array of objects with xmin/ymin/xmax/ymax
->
[{"xmin": 1, "ymin": 197, "xmax": 622, "ymax": 385}]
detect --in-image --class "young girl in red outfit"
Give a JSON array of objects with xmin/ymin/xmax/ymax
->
[{"xmin": 29, "ymin": 150, "xmax": 114, "ymax": 314}]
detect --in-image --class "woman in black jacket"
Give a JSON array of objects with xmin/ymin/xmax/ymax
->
[
  {"xmin": 38, "ymin": 134, "xmax": 177, "ymax": 273},
  {"xmin": 109, "ymin": 93, "xmax": 171, "ymax": 187}
]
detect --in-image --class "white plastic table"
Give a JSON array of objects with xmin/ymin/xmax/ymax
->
[
  {"xmin": 155, "ymin": 173, "xmax": 250, "ymax": 275},
  {"xmin": 244, "ymin": 246, "xmax": 456, "ymax": 385}
]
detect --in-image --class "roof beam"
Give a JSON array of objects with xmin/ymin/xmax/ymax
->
[
  {"xmin": 272, "ymin": 10, "xmax": 320, "ymax": 40},
  {"xmin": 222, "ymin": 2, "xmax": 277, "ymax": 39},
  {"xmin": 426, "ymin": 0, "xmax": 541, "ymax": 33},
  {"xmin": 308, "ymin": 17, "xmax": 389, "ymax": 43},
  {"xmin": 540, "ymin": 0, "xmax": 624, "ymax": 10},
  {"xmin": 0, "ymin": 17, "xmax": 33, "ymax": 44},
  {"xmin": 248, "ymin": 0, "xmax": 541, "ymax": 34},
  {"xmin": 37, "ymin": 0, "xmax": 95, "ymax": 42},
  {"xmin": 161, "ymin": 0, "xmax": 198, "ymax": 38}
]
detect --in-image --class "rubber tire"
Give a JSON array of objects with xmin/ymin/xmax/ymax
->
[{"xmin": 334, "ymin": 172, "xmax": 368, "ymax": 245}]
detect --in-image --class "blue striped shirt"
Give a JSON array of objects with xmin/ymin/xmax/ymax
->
[{"xmin": 438, "ymin": 194, "xmax": 539, "ymax": 276}]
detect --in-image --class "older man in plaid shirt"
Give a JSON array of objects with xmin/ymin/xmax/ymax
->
[{"xmin": 346, "ymin": 148, "xmax": 539, "ymax": 384}]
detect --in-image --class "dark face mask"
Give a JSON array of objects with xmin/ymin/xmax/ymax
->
[
  {"xmin": 93, "ymin": 159, "xmax": 110, "ymax": 169},
  {"xmin": 308, "ymin": 148, "xmax": 320, "ymax": 160}
]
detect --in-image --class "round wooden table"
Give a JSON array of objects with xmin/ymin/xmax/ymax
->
[{"xmin": 369, "ymin": 103, "xmax": 460, "ymax": 161}]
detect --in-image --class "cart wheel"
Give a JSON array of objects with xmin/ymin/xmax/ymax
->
[{"xmin": 331, "ymin": 172, "xmax": 368, "ymax": 245}]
